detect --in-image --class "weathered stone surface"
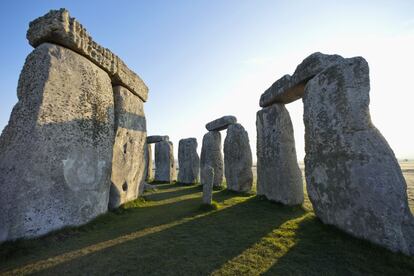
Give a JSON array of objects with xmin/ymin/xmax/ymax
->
[
  {"xmin": 0, "ymin": 43, "xmax": 114, "ymax": 242},
  {"xmin": 202, "ymin": 166, "xmax": 214, "ymax": 205},
  {"xmin": 260, "ymin": 52, "xmax": 344, "ymax": 106},
  {"xmin": 256, "ymin": 104, "xmax": 303, "ymax": 205},
  {"xmin": 145, "ymin": 144, "xmax": 154, "ymax": 181},
  {"xmin": 303, "ymin": 56, "xmax": 414, "ymax": 255},
  {"xmin": 224, "ymin": 123, "xmax": 253, "ymax": 192},
  {"xmin": 178, "ymin": 138, "xmax": 200, "ymax": 184},
  {"xmin": 154, "ymin": 141, "xmax": 176, "ymax": 183},
  {"xmin": 147, "ymin": 135, "xmax": 169, "ymax": 144},
  {"xmin": 27, "ymin": 9, "xmax": 148, "ymax": 101},
  {"xmin": 109, "ymin": 86, "xmax": 147, "ymax": 209},
  {"xmin": 200, "ymin": 131, "xmax": 223, "ymax": 187},
  {"xmin": 205, "ymin": 115, "xmax": 237, "ymax": 131}
]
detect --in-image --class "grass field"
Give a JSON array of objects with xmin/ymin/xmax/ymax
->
[{"xmin": 0, "ymin": 163, "xmax": 414, "ymax": 275}]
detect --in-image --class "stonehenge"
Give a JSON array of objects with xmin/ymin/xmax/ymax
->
[
  {"xmin": 0, "ymin": 9, "xmax": 148, "ymax": 242},
  {"xmin": 256, "ymin": 104, "xmax": 303, "ymax": 205},
  {"xmin": 154, "ymin": 141, "xmax": 176, "ymax": 183},
  {"xmin": 0, "ymin": 8, "xmax": 411, "ymax": 258},
  {"xmin": 257, "ymin": 52, "xmax": 413, "ymax": 255},
  {"xmin": 178, "ymin": 138, "xmax": 200, "ymax": 184},
  {"xmin": 201, "ymin": 116, "xmax": 253, "ymax": 191},
  {"xmin": 224, "ymin": 124, "xmax": 253, "ymax": 192}
]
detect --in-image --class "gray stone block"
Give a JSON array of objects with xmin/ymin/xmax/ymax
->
[
  {"xmin": 109, "ymin": 86, "xmax": 147, "ymax": 209},
  {"xmin": 200, "ymin": 131, "xmax": 223, "ymax": 187},
  {"xmin": 154, "ymin": 141, "xmax": 176, "ymax": 183},
  {"xmin": 224, "ymin": 123, "xmax": 253, "ymax": 192},
  {"xmin": 178, "ymin": 138, "xmax": 200, "ymax": 184},
  {"xmin": 0, "ymin": 43, "xmax": 114, "ymax": 242},
  {"xmin": 205, "ymin": 115, "xmax": 237, "ymax": 131},
  {"xmin": 256, "ymin": 103, "xmax": 303, "ymax": 205},
  {"xmin": 304, "ymin": 56, "xmax": 414, "ymax": 255}
]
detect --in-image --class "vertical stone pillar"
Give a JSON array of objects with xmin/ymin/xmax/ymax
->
[
  {"xmin": 303, "ymin": 57, "xmax": 414, "ymax": 255},
  {"xmin": 256, "ymin": 103, "xmax": 303, "ymax": 205},
  {"xmin": 223, "ymin": 123, "xmax": 253, "ymax": 192},
  {"xmin": 0, "ymin": 43, "xmax": 115, "ymax": 242},
  {"xmin": 202, "ymin": 166, "xmax": 214, "ymax": 205},
  {"xmin": 146, "ymin": 143, "xmax": 154, "ymax": 181},
  {"xmin": 154, "ymin": 141, "xmax": 176, "ymax": 183},
  {"xmin": 109, "ymin": 86, "xmax": 147, "ymax": 209},
  {"xmin": 178, "ymin": 138, "xmax": 200, "ymax": 184},
  {"xmin": 200, "ymin": 131, "xmax": 223, "ymax": 188}
]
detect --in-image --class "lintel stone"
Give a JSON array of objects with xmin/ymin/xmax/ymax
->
[
  {"xmin": 147, "ymin": 135, "xmax": 169, "ymax": 144},
  {"xmin": 259, "ymin": 52, "xmax": 344, "ymax": 106},
  {"xmin": 27, "ymin": 8, "xmax": 148, "ymax": 102},
  {"xmin": 205, "ymin": 115, "xmax": 237, "ymax": 131}
]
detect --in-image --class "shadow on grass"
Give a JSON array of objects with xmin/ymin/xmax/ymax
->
[
  {"xmin": 31, "ymin": 197, "xmax": 306, "ymax": 275},
  {"xmin": 262, "ymin": 216, "xmax": 414, "ymax": 276},
  {"xmin": 0, "ymin": 185, "xmax": 250, "ymax": 272},
  {"xmin": 145, "ymin": 184, "xmax": 202, "ymax": 201},
  {"xmin": 2, "ymin": 185, "xmax": 414, "ymax": 275}
]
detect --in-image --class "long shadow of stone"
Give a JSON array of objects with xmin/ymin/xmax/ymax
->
[
  {"xmin": 262, "ymin": 216, "xmax": 414, "ymax": 275},
  {"xmin": 0, "ymin": 187, "xmax": 239, "ymax": 271},
  {"xmin": 35, "ymin": 197, "xmax": 306, "ymax": 275},
  {"xmin": 145, "ymin": 185, "xmax": 202, "ymax": 201}
]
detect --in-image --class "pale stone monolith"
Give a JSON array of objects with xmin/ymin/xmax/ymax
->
[
  {"xmin": 224, "ymin": 123, "xmax": 253, "ymax": 192},
  {"xmin": 202, "ymin": 166, "xmax": 214, "ymax": 205},
  {"xmin": 154, "ymin": 141, "xmax": 176, "ymax": 183},
  {"xmin": 146, "ymin": 144, "xmax": 154, "ymax": 181},
  {"xmin": 303, "ymin": 56, "xmax": 414, "ymax": 255},
  {"xmin": 0, "ymin": 43, "xmax": 114, "ymax": 242},
  {"xmin": 178, "ymin": 138, "xmax": 200, "ymax": 184},
  {"xmin": 200, "ymin": 131, "xmax": 223, "ymax": 187},
  {"xmin": 109, "ymin": 86, "xmax": 147, "ymax": 209},
  {"xmin": 256, "ymin": 103, "xmax": 303, "ymax": 205}
]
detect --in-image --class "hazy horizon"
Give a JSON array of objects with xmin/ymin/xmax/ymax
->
[{"xmin": 1, "ymin": 1, "xmax": 413, "ymax": 161}]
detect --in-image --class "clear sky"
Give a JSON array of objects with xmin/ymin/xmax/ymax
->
[{"xmin": 0, "ymin": 1, "xmax": 413, "ymax": 161}]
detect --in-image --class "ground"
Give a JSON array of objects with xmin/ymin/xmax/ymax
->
[{"xmin": 0, "ymin": 162, "xmax": 413, "ymax": 275}]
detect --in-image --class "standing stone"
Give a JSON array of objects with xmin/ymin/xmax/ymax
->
[
  {"xmin": 256, "ymin": 103, "xmax": 304, "ymax": 205},
  {"xmin": 109, "ymin": 86, "xmax": 147, "ymax": 209},
  {"xmin": 178, "ymin": 138, "xmax": 200, "ymax": 184},
  {"xmin": 303, "ymin": 56, "xmax": 414, "ymax": 255},
  {"xmin": 224, "ymin": 123, "xmax": 253, "ymax": 192},
  {"xmin": 146, "ymin": 143, "xmax": 154, "ymax": 181},
  {"xmin": 154, "ymin": 141, "xmax": 176, "ymax": 183},
  {"xmin": 202, "ymin": 166, "xmax": 214, "ymax": 205},
  {"xmin": 0, "ymin": 43, "xmax": 114, "ymax": 242},
  {"xmin": 200, "ymin": 131, "xmax": 223, "ymax": 188}
]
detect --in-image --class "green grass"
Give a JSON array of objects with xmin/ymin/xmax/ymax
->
[{"xmin": 0, "ymin": 182, "xmax": 413, "ymax": 275}]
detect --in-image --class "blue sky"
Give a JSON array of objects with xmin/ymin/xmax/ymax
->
[{"xmin": 1, "ymin": 1, "xmax": 413, "ymax": 161}]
